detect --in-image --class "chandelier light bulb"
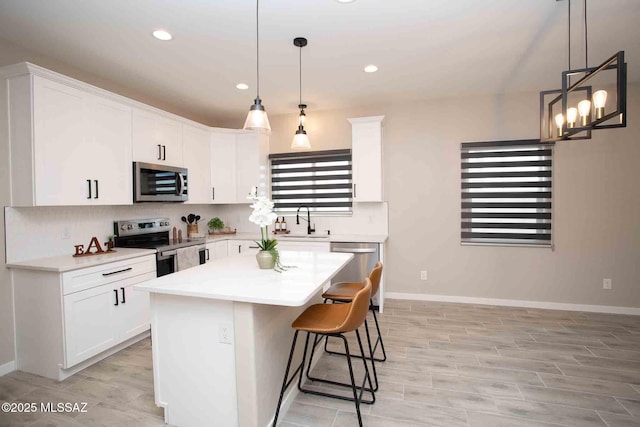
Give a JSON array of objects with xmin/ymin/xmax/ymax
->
[
  {"xmin": 593, "ymin": 90, "xmax": 608, "ymax": 119},
  {"xmin": 555, "ymin": 113, "xmax": 565, "ymax": 137},
  {"xmin": 566, "ymin": 107, "xmax": 578, "ymax": 128},
  {"xmin": 578, "ymin": 100, "xmax": 591, "ymax": 126}
]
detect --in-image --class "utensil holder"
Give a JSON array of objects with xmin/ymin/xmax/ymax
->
[{"xmin": 187, "ymin": 224, "xmax": 198, "ymax": 238}]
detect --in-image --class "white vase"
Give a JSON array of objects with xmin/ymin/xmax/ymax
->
[{"xmin": 256, "ymin": 250, "xmax": 275, "ymax": 269}]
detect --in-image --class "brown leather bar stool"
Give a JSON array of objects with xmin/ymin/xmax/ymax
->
[
  {"xmin": 273, "ymin": 278, "xmax": 374, "ymax": 427},
  {"xmin": 319, "ymin": 262, "xmax": 386, "ymax": 389}
]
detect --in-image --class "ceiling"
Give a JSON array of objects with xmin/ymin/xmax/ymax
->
[{"xmin": 0, "ymin": 0, "xmax": 638, "ymax": 126}]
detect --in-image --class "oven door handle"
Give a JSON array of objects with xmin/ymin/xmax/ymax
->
[{"xmin": 158, "ymin": 250, "xmax": 177, "ymax": 259}]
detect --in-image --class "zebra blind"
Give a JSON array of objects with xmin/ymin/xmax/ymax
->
[
  {"xmin": 269, "ymin": 149, "xmax": 352, "ymax": 214},
  {"xmin": 461, "ymin": 139, "xmax": 554, "ymax": 246}
]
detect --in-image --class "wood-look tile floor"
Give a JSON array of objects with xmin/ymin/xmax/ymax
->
[{"xmin": 1, "ymin": 299, "xmax": 639, "ymax": 427}]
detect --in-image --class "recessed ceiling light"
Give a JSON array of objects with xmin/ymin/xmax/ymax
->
[
  {"xmin": 364, "ymin": 65, "xmax": 378, "ymax": 73},
  {"xmin": 236, "ymin": 83, "xmax": 249, "ymax": 90},
  {"xmin": 336, "ymin": 0, "xmax": 356, "ymax": 3},
  {"xmin": 152, "ymin": 30, "xmax": 172, "ymax": 41}
]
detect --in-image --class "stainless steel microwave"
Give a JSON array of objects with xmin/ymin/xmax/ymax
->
[{"xmin": 133, "ymin": 162, "xmax": 188, "ymax": 202}]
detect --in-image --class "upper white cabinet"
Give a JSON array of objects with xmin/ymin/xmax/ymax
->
[
  {"xmin": 132, "ymin": 108, "xmax": 184, "ymax": 166},
  {"xmin": 348, "ymin": 116, "xmax": 384, "ymax": 202},
  {"xmin": 211, "ymin": 130, "xmax": 269, "ymax": 204},
  {"xmin": 6, "ymin": 70, "xmax": 132, "ymax": 207},
  {"xmin": 236, "ymin": 132, "xmax": 269, "ymax": 201},
  {"xmin": 210, "ymin": 130, "xmax": 238, "ymax": 204},
  {"xmin": 183, "ymin": 124, "xmax": 212, "ymax": 204}
]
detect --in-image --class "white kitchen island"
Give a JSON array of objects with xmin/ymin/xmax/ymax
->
[{"xmin": 134, "ymin": 250, "xmax": 353, "ymax": 427}]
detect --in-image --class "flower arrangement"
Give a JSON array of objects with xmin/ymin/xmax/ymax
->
[{"xmin": 248, "ymin": 188, "xmax": 291, "ymax": 272}]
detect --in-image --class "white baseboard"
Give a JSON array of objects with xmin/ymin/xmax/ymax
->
[
  {"xmin": 385, "ymin": 292, "xmax": 640, "ymax": 315},
  {"xmin": 0, "ymin": 360, "xmax": 17, "ymax": 376}
]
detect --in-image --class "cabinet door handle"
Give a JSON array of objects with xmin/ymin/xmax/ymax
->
[
  {"xmin": 212, "ymin": 187, "xmax": 215, "ymax": 200},
  {"xmin": 162, "ymin": 145, "xmax": 166, "ymax": 160},
  {"xmin": 94, "ymin": 180, "xmax": 99, "ymax": 199},
  {"xmin": 87, "ymin": 180, "xmax": 92, "ymax": 199},
  {"xmin": 114, "ymin": 289, "xmax": 119, "ymax": 306},
  {"xmin": 206, "ymin": 248, "xmax": 210, "ymax": 260},
  {"xmin": 249, "ymin": 245, "xmax": 260, "ymax": 249},
  {"xmin": 353, "ymin": 184, "xmax": 357, "ymax": 199},
  {"xmin": 102, "ymin": 267, "xmax": 133, "ymax": 277},
  {"xmin": 157, "ymin": 144, "xmax": 162, "ymax": 160},
  {"xmin": 120, "ymin": 287, "xmax": 126, "ymax": 304},
  {"xmin": 238, "ymin": 245, "xmax": 241, "ymax": 254}
]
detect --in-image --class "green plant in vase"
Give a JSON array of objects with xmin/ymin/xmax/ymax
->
[{"xmin": 208, "ymin": 217, "xmax": 225, "ymax": 233}]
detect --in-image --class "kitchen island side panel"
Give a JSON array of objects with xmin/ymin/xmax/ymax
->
[{"xmin": 150, "ymin": 293, "xmax": 237, "ymax": 426}]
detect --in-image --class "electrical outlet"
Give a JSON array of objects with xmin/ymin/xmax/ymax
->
[
  {"xmin": 219, "ymin": 323, "xmax": 233, "ymax": 344},
  {"xmin": 420, "ymin": 270, "xmax": 427, "ymax": 281},
  {"xmin": 603, "ymin": 278, "xmax": 612, "ymax": 290}
]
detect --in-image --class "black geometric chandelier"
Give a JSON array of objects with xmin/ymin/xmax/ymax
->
[{"xmin": 540, "ymin": 0, "xmax": 627, "ymax": 142}]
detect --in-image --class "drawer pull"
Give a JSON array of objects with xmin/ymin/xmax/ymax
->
[
  {"xmin": 113, "ymin": 289, "xmax": 119, "ymax": 306},
  {"xmin": 120, "ymin": 287, "xmax": 126, "ymax": 304},
  {"xmin": 102, "ymin": 267, "xmax": 133, "ymax": 277},
  {"xmin": 249, "ymin": 246, "xmax": 260, "ymax": 249}
]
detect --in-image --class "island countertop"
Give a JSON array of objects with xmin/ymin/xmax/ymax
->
[{"xmin": 134, "ymin": 250, "xmax": 353, "ymax": 306}]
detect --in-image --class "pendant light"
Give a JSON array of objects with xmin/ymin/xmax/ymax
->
[
  {"xmin": 244, "ymin": 0, "xmax": 270, "ymax": 132},
  {"xmin": 291, "ymin": 37, "xmax": 311, "ymax": 150},
  {"xmin": 540, "ymin": 0, "xmax": 627, "ymax": 142}
]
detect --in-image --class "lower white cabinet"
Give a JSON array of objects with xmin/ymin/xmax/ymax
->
[
  {"xmin": 13, "ymin": 255, "xmax": 156, "ymax": 380},
  {"xmin": 276, "ymin": 241, "xmax": 330, "ymax": 252},
  {"xmin": 227, "ymin": 239, "xmax": 261, "ymax": 256},
  {"xmin": 205, "ymin": 240, "xmax": 229, "ymax": 262}
]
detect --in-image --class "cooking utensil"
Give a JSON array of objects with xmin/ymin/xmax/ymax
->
[
  {"xmin": 195, "ymin": 215, "xmax": 201, "ymax": 224},
  {"xmin": 181, "ymin": 216, "xmax": 188, "ymax": 224},
  {"xmin": 188, "ymin": 214, "xmax": 195, "ymax": 224}
]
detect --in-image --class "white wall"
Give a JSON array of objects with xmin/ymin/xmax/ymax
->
[{"xmin": 264, "ymin": 85, "xmax": 640, "ymax": 309}]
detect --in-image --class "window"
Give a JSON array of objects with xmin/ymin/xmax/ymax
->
[
  {"xmin": 460, "ymin": 139, "xmax": 554, "ymax": 246},
  {"xmin": 269, "ymin": 149, "xmax": 352, "ymax": 214}
]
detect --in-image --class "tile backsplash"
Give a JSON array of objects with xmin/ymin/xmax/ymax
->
[{"xmin": 4, "ymin": 202, "xmax": 388, "ymax": 263}]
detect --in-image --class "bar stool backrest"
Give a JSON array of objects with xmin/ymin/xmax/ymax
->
[
  {"xmin": 369, "ymin": 262, "xmax": 383, "ymax": 296},
  {"xmin": 336, "ymin": 278, "xmax": 372, "ymax": 333}
]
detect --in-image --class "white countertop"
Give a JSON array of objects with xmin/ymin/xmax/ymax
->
[
  {"xmin": 205, "ymin": 232, "xmax": 387, "ymax": 244},
  {"xmin": 6, "ymin": 248, "xmax": 157, "ymax": 272},
  {"xmin": 134, "ymin": 251, "xmax": 353, "ymax": 306}
]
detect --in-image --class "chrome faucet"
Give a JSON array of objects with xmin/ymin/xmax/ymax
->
[{"xmin": 296, "ymin": 206, "xmax": 315, "ymax": 235}]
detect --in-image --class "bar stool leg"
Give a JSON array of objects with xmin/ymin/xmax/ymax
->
[
  {"xmin": 370, "ymin": 299, "xmax": 387, "ymax": 362},
  {"xmin": 341, "ymin": 334, "xmax": 364, "ymax": 427},
  {"xmin": 363, "ymin": 319, "xmax": 379, "ymax": 392},
  {"xmin": 354, "ymin": 328, "xmax": 376, "ymax": 405},
  {"xmin": 273, "ymin": 330, "xmax": 299, "ymax": 427}
]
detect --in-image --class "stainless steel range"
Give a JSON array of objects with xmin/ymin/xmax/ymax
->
[{"xmin": 113, "ymin": 217, "xmax": 206, "ymax": 277}]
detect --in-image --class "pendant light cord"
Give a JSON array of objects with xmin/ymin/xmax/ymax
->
[
  {"xmin": 256, "ymin": 0, "xmax": 260, "ymax": 99},
  {"xmin": 584, "ymin": 0, "xmax": 588, "ymax": 69},
  {"xmin": 299, "ymin": 44, "xmax": 302, "ymax": 106},
  {"xmin": 568, "ymin": 0, "xmax": 571, "ymax": 71}
]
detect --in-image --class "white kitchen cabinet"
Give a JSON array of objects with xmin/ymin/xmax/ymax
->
[
  {"xmin": 13, "ymin": 254, "xmax": 156, "ymax": 380},
  {"xmin": 276, "ymin": 240, "xmax": 330, "ymax": 252},
  {"xmin": 236, "ymin": 132, "xmax": 270, "ymax": 201},
  {"xmin": 227, "ymin": 239, "xmax": 261, "ymax": 256},
  {"xmin": 348, "ymin": 116, "xmax": 384, "ymax": 202},
  {"xmin": 210, "ymin": 130, "xmax": 238, "ymax": 204},
  {"xmin": 183, "ymin": 124, "xmax": 212, "ymax": 204},
  {"xmin": 133, "ymin": 108, "xmax": 184, "ymax": 166},
  {"xmin": 205, "ymin": 240, "xmax": 229, "ymax": 262},
  {"xmin": 210, "ymin": 130, "xmax": 269, "ymax": 204},
  {"xmin": 5, "ymin": 72, "xmax": 132, "ymax": 206}
]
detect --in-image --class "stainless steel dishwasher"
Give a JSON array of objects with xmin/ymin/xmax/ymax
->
[{"xmin": 330, "ymin": 242, "xmax": 381, "ymax": 306}]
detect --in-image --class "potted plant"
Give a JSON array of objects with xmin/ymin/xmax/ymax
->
[
  {"xmin": 208, "ymin": 217, "xmax": 225, "ymax": 234},
  {"xmin": 248, "ymin": 188, "xmax": 292, "ymax": 272}
]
